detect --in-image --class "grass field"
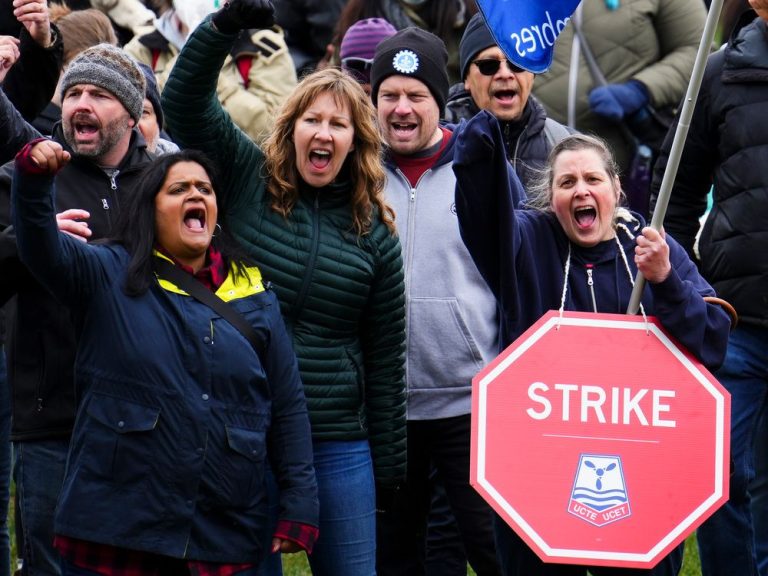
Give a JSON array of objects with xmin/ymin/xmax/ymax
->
[
  {"xmin": 7, "ymin": 485, "xmax": 703, "ymax": 575},
  {"xmin": 279, "ymin": 533, "xmax": 703, "ymax": 575}
]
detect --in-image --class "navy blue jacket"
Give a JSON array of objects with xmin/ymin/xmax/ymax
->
[
  {"xmin": 453, "ymin": 111, "xmax": 730, "ymax": 370},
  {"xmin": 12, "ymin": 166, "xmax": 318, "ymax": 562}
]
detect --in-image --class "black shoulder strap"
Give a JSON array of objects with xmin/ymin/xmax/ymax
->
[{"xmin": 153, "ymin": 257, "xmax": 264, "ymax": 359}]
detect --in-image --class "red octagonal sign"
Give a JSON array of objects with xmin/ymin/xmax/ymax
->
[{"xmin": 471, "ymin": 311, "xmax": 730, "ymax": 569}]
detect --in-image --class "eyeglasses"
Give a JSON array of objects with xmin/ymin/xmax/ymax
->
[
  {"xmin": 471, "ymin": 58, "xmax": 525, "ymax": 76},
  {"xmin": 341, "ymin": 57, "xmax": 375, "ymax": 73}
]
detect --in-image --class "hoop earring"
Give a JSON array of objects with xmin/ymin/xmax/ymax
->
[{"xmin": 212, "ymin": 223, "xmax": 222, "ymax": 238}]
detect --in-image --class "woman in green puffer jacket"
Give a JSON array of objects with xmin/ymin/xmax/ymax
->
[{"xmin": 161, "ymin": 3, "xmax": 406, "ymax": 575}]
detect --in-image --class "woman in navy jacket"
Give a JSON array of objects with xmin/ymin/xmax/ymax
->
[
  {"xmin": 453, "ymin": 111, "xmax": 731, "ymax": 576},
  {"xmin": 12, "ymin": 144, "xmax": 318, "ymax": 574}
]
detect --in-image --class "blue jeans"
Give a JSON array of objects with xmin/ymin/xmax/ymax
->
[
  {"xmin": 753, "ymin": 409, "xmax": 768, "ymax": 576},
  {"xmin": 309, "ymin": 440, "xmax": 376, "ymax": 576},
  {"xmin": 14, "ymin": 438, "xmax": 68, "ymax": 576},
  {"xmin": 0, "ymin": 350, "xmax": 10, "ymax": 576},
  {"xmin": 258, "ymin": 439, "xmax": 375, "ymax": 576},
  {"xmin": 697, "ymin": 324, "xmax": 768, "ymax": 576}
]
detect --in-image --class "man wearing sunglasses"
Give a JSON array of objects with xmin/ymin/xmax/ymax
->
[
  {"xmin": 370, "ymin": 26, "xmax": 525, "ymax": 576},
  {"xmin": 446, "ymin": 12, "xmax": 572, "ymax": 189}
]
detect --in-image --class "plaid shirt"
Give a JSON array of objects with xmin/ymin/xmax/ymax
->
[
  {"xmin": 55, "ymin": 518, "xmax": 318, "ymax": 575},
  {"xmin": 155, "ymin": 245, "xmax": 228, "ymax": 291}
]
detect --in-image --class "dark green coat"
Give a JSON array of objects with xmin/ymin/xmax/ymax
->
[{"xmin": 162, "ymin": 17, "xmax": 407, "ymax": 487}]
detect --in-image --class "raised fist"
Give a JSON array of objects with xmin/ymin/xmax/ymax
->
[{"xmin": 212, "ymin": 0, "xmax": 274, "ymax": 35}]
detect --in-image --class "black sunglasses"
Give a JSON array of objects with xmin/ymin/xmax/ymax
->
[
  {"xmin": 341, "ymin": 57, "xmax": 375, "ymax": 73},
  {"xmin": 472, "ymin": 58, "xmax": 525, "ymax": 76}
]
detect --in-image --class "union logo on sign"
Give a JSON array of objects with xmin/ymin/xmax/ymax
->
[{"xmin": 568, "ymin": 454, "xmax": 630, "ymax": 527}]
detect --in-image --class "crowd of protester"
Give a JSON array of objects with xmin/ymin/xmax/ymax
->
[{"xmin": 0, "ymin": 0, "xmax": 765, "ymax": 575}]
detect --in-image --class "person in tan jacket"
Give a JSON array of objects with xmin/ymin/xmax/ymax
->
[
  {"xmin": 532, "ymin": 0, "xmax": 705, "ymax": 182},
  {"xmin": 125, "ymin": 0, "xmax": 296, "ymax": 143}
]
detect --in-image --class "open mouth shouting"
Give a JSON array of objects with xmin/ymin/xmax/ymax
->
[
  {"xmin": 492, "ymin": 87, "xmax": 519, "ymax": 106},
  {"xmin": 391, "ymin": 120, "xmax": 418, "ymax": 138},
  {"xmin": 71, "ymin": 114, "xmax": 101, "ymax": 144},
  {"xmin": 574, "ymin": 206, "xmax": 597, "ymax": 230},
  {"xmin": 183, "ymin": 206, "xmax": 207, "ymax": 233},
  {"xmin": 309, "ymin": 148, "xmax": 332, "ymax": 171}
]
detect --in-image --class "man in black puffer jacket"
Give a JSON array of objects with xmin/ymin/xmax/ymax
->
[{"xmin": 649, "ymin": 4, "xmax": 768, "ymax": 574}]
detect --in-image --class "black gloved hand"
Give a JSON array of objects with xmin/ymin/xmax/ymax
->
[{"xmin": 212, "ymin": 0, "xmax": 275, "ymax": 35}]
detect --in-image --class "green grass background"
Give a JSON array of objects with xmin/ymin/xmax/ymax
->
[
  {"xmin": 7, "ymin": 486, "xmax": 703, "ymax": 575},
  {"xmin": 279, "ymin": 533, "xmax": 702, "ymax": 575}
]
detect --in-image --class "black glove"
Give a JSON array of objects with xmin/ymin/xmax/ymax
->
[{"xmin": 212, "ymin": 0, "xmax": 275, "ymax": 35}]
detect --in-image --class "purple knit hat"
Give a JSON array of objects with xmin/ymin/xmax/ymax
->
[{"xmin": 340, "ymin": 18, "xmax": 397, "ymax": 84}]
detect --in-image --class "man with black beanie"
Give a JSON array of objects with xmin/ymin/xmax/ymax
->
[
  {"xmin": 445, "ymin": 11, "xmax": 572, "ymax": 189},
  {"xmin": 371, "ymin": 26, "xmax": 522, "ymax": 576}
]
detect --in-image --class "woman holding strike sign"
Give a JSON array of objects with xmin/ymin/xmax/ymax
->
[{"xmin": 452, "ymin": 110, "xmax": 731, "ymax": 575}]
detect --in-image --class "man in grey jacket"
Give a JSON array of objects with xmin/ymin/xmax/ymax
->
[{"xmin": 370, "ymin": 26, "xmax": 510, "ymax": 576}]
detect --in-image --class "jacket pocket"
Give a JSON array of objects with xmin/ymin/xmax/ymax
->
[
  {"xmin": 210, "ymin": 424, "xmax": 267, "ymax": 508},
  {"xmin": 82, "ymin": 394, "xmax": 160, "ymax": 485},
  {"xmin": 345, "ymin": 346, "xmax": 367, "ymax": 432},
  {"xmin": 407, "ymin": 297, "xmax": 485, "ymax": 390}
]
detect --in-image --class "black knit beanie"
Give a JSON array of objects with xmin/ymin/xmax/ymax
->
[
  {"xmin": 370, "ymin": 27, "xmax": 449, "ymax": 112},
  {"xmin": 459, "ymin": 12, "xmax": 497, "ymax": 81}
]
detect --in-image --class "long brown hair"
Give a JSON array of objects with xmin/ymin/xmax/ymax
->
[{"xmin": 262, "ymin": 67, "xmax": 395, "ymax": 236}]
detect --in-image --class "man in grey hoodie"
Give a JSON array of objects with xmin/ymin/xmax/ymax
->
[{"xmin": 370, "ymin": 26, "xmax": 513, "ymax": 576}]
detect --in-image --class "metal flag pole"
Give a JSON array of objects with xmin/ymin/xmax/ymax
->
[{"xmin": 626, "ymin": 0, "xmax": 725, "ymax": 314}]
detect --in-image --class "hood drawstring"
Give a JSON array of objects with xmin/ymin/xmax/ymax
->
[{"xmin": 558, "ymin": 224, "xmax": 647, "ymax": 326}]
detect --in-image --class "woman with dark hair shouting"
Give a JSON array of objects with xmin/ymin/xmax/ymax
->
[{"xmin": 12, "ymin": 142, "xmax": 318, "ymax": 575}]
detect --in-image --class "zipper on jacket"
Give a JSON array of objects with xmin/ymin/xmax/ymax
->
[
  {"xmin": 101, "ymin": 168, "xmax": 120, "ymax": 229},
  {"xmin": 586, "ymin": 264, "xmax": 597, "ymax": 312},
  {"xmin": 287, "ymin": 194, "xmax": 321, "ymax": 334}
]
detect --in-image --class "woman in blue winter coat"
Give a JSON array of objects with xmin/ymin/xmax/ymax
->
[
  {"xmin": 12, "ymin": 143, "xmax": 318, "ymax": 575},
  {"xmin": 452, "ymin": 111, "xmax": 731, "ymax": 575}
]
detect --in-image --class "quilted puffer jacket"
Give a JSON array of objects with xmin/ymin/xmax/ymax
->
[
  {"xmin": 532, "ymin": 0, "xmax": 706, "ymax": 172},
  {"xmin": 162, "ymin": 16, "xmax": 407, "ymax": 487}
]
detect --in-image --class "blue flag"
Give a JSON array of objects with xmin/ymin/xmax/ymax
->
[{"xmin": 476, "ymin": 0, "xmax": 582, "ymax": 74}]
